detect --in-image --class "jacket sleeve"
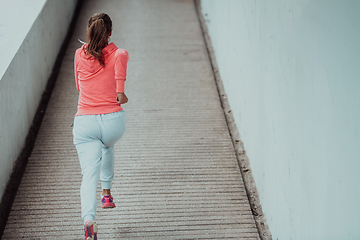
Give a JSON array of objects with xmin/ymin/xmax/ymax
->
[
  {"xmin": 74, "ymin": 49, "xmax": 80, "ymax": 91},
  {"xmin": 115, "ymin": 49, "xmax": 129, "ymax": 93}
]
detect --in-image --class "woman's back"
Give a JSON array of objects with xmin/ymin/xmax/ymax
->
[{"xmin": 74, "ymin": 42, "xmax": 128, "ymax": 116}]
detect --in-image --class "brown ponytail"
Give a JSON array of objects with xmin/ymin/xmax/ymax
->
[{"xmin": 85, "ymin": 13, "xmax": 112, "ymax": 67}]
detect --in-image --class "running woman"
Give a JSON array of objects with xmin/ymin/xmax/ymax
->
[{"xmin": 72, "ymin": 12, "xmax": 129, "ymax": 240}]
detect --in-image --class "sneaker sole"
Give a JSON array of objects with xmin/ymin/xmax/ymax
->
[{"xmin": 102, "ymin": 204, "xmax": 116, "ymax": 209}]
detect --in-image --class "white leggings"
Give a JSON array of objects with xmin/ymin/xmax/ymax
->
[{"xmin": 73, "ymin": 110, "xmax": 126, "ymax": 223}]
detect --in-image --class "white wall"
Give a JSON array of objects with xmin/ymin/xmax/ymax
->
[
  {"xmin": 201, "ymin": 0, "xmax": 360, "ymax": 239},
  {"xmin": 0, "ymin": 0, "xmax": 78, "ymax": 198}
]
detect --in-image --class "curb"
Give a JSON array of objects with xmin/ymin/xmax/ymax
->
[{"xmin": 194, "ymin": 1, "xmax": 272, "ymax": 239}]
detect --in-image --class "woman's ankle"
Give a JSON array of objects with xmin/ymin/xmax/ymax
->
[{"xmin": 102, "ymin": 189, "xmax": 111, "ymax": 196}]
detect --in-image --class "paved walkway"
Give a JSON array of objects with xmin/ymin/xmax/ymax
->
[{"xmin": 2, "ymin": 0, "xmax": 260, "ymax": 239}]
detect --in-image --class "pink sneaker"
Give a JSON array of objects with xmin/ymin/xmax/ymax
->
[
  {"xmin": 102, "ymin": 195, "xmax": 116, "ymax": 208},
  {"xmin": 84, "ymin": 220, "xmax": 97, "ymax": 240}
]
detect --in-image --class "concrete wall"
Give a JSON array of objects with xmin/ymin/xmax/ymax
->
[
  {"xmin": 0, "ymin": 0, "xmax": 78, "ymax": 198},
  {"xmin": 201, "ymin": 0, "xmax": 360, "ymax": 239}
]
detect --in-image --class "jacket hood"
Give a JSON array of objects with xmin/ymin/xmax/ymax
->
[{"xmin": 78, "ymin": 42, "xmax": 118, "ymax": 72}]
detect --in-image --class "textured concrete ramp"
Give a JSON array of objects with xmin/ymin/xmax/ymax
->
[{"xmin": 2, "ymin": 0, "xmax": 260, "ymax": 239}]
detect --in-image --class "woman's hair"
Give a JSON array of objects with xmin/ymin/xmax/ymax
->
[{"xmin": 85, "ymin": 13, "xmax": 112, "ymax": 67}]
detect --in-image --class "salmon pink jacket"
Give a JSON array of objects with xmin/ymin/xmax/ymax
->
[{"xmin": 74, "ymin": 42, "xmax": 129, "ymax": 116}]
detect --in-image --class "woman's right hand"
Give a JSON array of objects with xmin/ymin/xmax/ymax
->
[{"xmin": 116, "ymin": 92, "xmax": 128, "ymax": 104}]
